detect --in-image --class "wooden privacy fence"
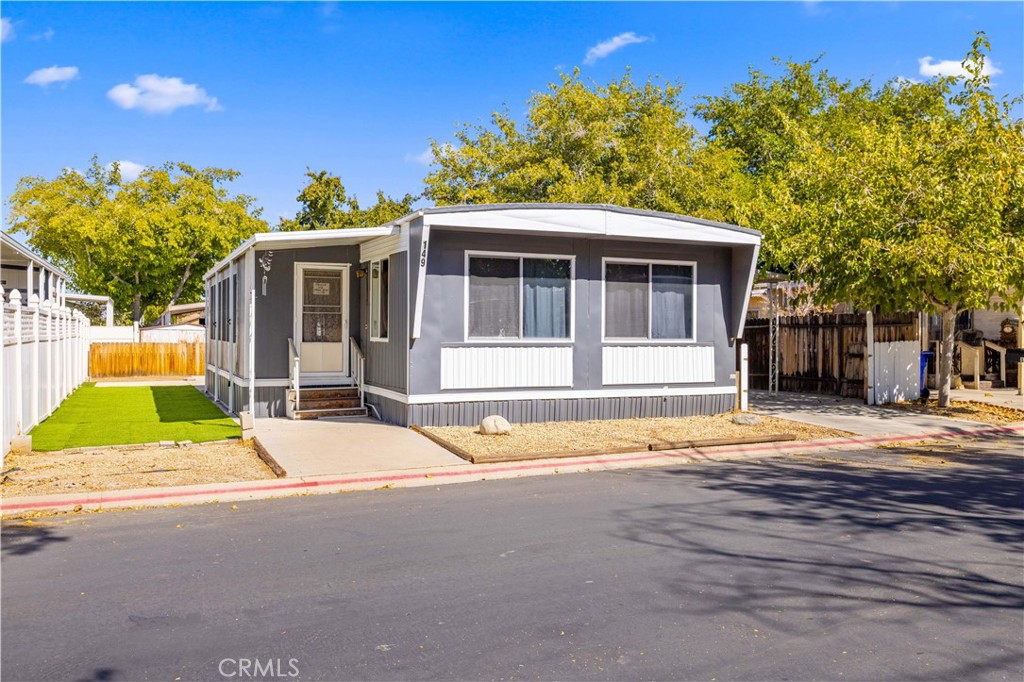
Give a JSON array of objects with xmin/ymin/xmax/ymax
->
[
  {"xmin": 90, "ymin": 341, "xmax": 205, "ymax": 378},
  {"xmin": 744, "ymin": 313, "xmax": 920, "ymax": 399}
]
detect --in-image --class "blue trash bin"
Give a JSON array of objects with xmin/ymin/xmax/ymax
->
[{"xmin": 920, "ymin": 351, "xmax": 934, "ymax": 396}]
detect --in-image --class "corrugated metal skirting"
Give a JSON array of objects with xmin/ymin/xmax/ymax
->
[{"xmin": 408, "ymin": 393, "xmax": 734, "ymax": 427}]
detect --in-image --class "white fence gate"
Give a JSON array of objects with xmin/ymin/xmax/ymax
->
[
  {"xmin": 2, "ymin": 286, "xmax": 91, "ymax": 459},
  {"xmin": 871, "ymin": 340, "xmax": 921, "ymax": 405}
]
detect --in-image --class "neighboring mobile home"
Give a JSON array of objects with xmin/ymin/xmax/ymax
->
[{"xmin": 203, "ymin": 204, "xmax": 761, "ymax": 426}]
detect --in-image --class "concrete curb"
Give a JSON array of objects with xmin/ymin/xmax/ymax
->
[{"xmin": 2, "ymin": 423, "xmax": 1020, "ymax": 518}]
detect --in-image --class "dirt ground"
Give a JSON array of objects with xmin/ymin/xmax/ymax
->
[
  {"xmin": 882, "ymin": 400, "xmax": 1024, "ymax": 425},
  {"xmin": 1, "ymin": 441, "xmax": 275, "ymax": 497},
  {"xmin": 426, "ymin": 413, "xmax": 852, "ymax": 459}
]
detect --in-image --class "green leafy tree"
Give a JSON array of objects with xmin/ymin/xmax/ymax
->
[
  {"xmin": 424, "ymin": 70, "xmax": 751, "ymax": 223},
  {"xmin": 279, "ymin": 169, "xmax": 417, "ymax": 231},
  {"xmin": 698, "ymin": 35, "xmax": 1024, "ymax": 406},
  {"xmin": 7, "ymin": 157, "xmax": 268, "ymax": 323}
]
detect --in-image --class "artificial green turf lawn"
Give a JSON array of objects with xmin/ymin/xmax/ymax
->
[{"xmin": 29, "ymin": 383, "xmax": 240, "ymax": 451}]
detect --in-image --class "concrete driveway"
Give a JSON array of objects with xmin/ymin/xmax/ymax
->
[
  {"xmin": 750, "ymin": 390, "xmax": 1002, "ymax": 436},
  {"xmin": 253, "ymin": 417, "xmax": 465, "ymax": 478}
]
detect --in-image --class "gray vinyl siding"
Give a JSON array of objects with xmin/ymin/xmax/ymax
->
[
  {"xmin": 254, "ymin": 245, "xmax": 362, "ymax": 380},
  {"xmin": 408, "ymin": 229, "xmax": 735, "ymax": 396},
  {"xmin": 246, "ymin": 386, "xmax": 288, "ymax": 418},
  {"xmin": 232, "ymin": 382, "xmax": 248, "ymax": 414},
  {"xmin": 216, "ymin": 374, "xmax": 230, "ymax": 406},
  {"xmin": 205, "ymin": 370, "xmax": 215, "ymax": 394},
  {"xmin": 361, "ymin": 251, "xmax": 408, "ymax": 392},
  {"xmin": 365, "ymin": 393, "xmax": 408, "ymax": 426},
  {"xmin": 407, "ymin": 393, "xmax": 734, "ymax": 427}
]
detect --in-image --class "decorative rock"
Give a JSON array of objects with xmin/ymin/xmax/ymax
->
[
  {"xmin": 731, "ymin": 413, "xmax": 761, "ymax": 426},
  {"xmin": 479, "ymin": 415, "xmax": 512, "ymax": 435}
]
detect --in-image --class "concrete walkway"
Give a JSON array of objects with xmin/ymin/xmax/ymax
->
[
  {"xmin": 252, "ymin": 417, "xmax": 465, "ymax": 477},
  {"xmin": 948, "ymin": 387, "xmax": 1024, "ymax": 409},
  {"xmin": 749, "ymin": 390, "xmax": 1002, "ymax": 436}
]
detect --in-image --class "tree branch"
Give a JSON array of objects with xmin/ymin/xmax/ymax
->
[{"xmin": 156, "ymin": 249, "xmax": 200, "ymax": 321}]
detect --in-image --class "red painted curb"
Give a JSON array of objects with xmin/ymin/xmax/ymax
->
[{"xmin": 2, "ymin": 423, "xmax": 1020, "ymax": 514}]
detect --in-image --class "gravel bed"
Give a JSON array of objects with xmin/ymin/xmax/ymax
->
[
  {"xmin": 882, "ymin": 400, "xmax": 1024, "ymax": 425},
  {"xmin": 1, "ymin": 441, "xmax": 275, "ymax": 497},
  {"xmin": 426, "ymin": 413, "xmax": 852, "ymax": 459}
]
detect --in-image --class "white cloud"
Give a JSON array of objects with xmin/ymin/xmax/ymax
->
[
  {"xmin": 107, "ymin": 160, "xmax": 145, "ymax": 182},
  {"xmin": 918, "ymin": 55, "xmax": 1001, "ymax": 79},
  {"xmin": 29, "ymin": 28, "xmax": 55, "ymax": 42},
  {"xmin": 802, "ymin": 0, "xmax": 827, "ymax": 17},
  {"xmin": 1, "ymin": 17, "xmax": 14, "ymax": 42},
  {"xmin": 405, "ymin": 148, "xmax": 434, "ymax": 166},
  {"xmin": 583, "ymin": 32, "xmax": 651, "ymax": 66},
  {"xmin": 107, "ymin": 74, "xmax": 222, "ymax": 114},
  {"xmin": 24, "ymin": 65, "xmax": 79, "ymax": 87}
]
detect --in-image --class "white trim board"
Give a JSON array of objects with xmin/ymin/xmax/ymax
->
[
  {"xmin": 363, "ymin": 384, "xmax": 734, "ymax": 405},
  {"xmin": 360, "ymin": 232, "xmax": 409, "ymax": 263},
  {"xmin": 412, "ymin": 222, "xmax": 430, "ymax": 339}
]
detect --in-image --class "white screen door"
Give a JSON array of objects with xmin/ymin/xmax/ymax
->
[{"xmin": 295, "ymin": 265, "xmax": 348, "ymax": 375}]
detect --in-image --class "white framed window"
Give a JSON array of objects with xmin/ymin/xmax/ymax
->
[
  {"xmin": 369, "ymin": 258, "xmax": 389, "ymax": 342},
  {"xmin": 602, "ymin": 257, "xmax": 696, "ymax": 342},
  {"xmin": 465, "ymin": 252, "xmax": 574, "ymax": 342}
]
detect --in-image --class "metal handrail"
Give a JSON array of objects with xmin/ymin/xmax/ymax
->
[
  {"xmin": 288, "ymin": 337, "xmax": 300, "ymax": 415},
  {"xmin": 349, "ymin": 336, "xmax": 365, "ymax": 409}
]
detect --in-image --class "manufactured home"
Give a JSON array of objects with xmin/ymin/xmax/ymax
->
[{"xmin": 203, "ymin": 204, "xmax": 761, "ymax": 426}]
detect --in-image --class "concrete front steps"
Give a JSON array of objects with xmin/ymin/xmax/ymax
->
[{"xmin": 287, "ymin": 386, "xmax": 368, "ymax": 420}]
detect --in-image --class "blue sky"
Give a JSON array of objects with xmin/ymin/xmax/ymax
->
[{"xmin": 2, "ymin": 1, "xmax": 1022, "ymax": 230}]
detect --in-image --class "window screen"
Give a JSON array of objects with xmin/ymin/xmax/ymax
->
[
  {"xmin": 302, "ymin": 269, "xmax": 343, "ymax": 343},
  {"xmin": 652, "ymin": 264, "xmax": 693, "ymax": 339},
  {"xmin": 605, "ymin": 261, "xmax": 694, "ymax": 340},
  {"xmin": 523, "ymin": 259, "xmax": 571, "ymax": 338},
  {"xmin": 605, "ymin": 263, "xmax": 649, "ymax": 338},
  {"xmin": 468, "ymin": 257, "xmax": 520, "ymax": 338}
]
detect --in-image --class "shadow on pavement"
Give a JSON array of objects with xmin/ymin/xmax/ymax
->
[
  {"xmin": 1, "ymin": 522, "xmax": 71, "ymax": 557},
  {"xmin": 74, "ymin": 668, "xmax": 120, "ymax": 682},
  {"xmin": 614, "ymin": 446, "xmax": 1023, "ymax": 620}
]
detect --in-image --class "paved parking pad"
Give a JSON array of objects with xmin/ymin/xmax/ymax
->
[{"xmin": 252, "ymin": 417, "xmax": 466, "ymax": 477}]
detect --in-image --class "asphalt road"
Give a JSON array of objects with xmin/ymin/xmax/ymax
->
[{"xmin": 3, "ymin": 437, "xmax": 1022, "ymax": 682}]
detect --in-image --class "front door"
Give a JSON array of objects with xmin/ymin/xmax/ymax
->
[{"xmin": 295, "ymin": 263, "xmax": 348, "ymax": 379}]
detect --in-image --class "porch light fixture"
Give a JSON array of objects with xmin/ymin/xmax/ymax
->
[{"xmin": 356, "ymin": 268, "xmax": 367, "ymax": 279}]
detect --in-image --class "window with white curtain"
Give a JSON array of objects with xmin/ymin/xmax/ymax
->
[
  {"xmin": 604, "ymin": 260, "xmax": 695, "ymax": 341},
  {"xmin": 468, "ymin": 254, "xmax": 572, "ymax": 340}
]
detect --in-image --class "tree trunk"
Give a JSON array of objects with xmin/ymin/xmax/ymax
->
[{"xmin": 937, "ymin": 307, "xmax": 956, "ymax": 408}]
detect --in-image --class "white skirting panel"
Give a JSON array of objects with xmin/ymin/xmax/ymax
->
[
  {"xmin": 440, "ymin": 346, "xmax": 573, "ymax": 389},
  {"xmin": 603, "ymin": 345, "xmax": 715, "ymax": 385}
]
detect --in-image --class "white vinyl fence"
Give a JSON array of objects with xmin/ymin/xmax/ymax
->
[
  {"xmin": 871, "ymin": 340, "xmax": 921, "ymax": 405},
  {"xmin": 2, "ymin": 286, "xmax": 91, "ymax": 458}
]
